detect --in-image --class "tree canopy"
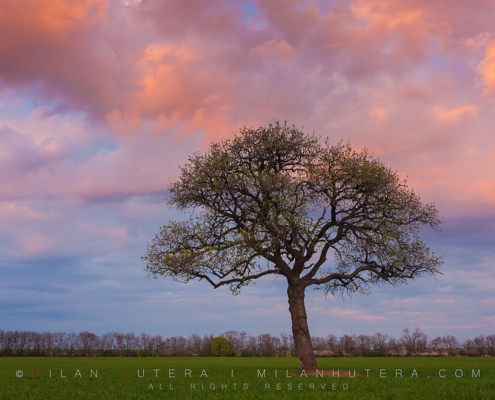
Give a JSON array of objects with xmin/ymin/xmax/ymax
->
[
  {"xmin": 211, "ymin": 336, "xmax": 233, "ymax": 357},
  {"xmin": 144, "ymin": 122, "xmax": 441, "ymax": 292},
  {"xmin": 143, "ymin": 121, "xmax": 442, "ymax": 373}
]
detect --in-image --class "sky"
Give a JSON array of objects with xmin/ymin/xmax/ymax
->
[{"xmin": 0, "ymin": 0, "xmax": 494, "ymax": 342}]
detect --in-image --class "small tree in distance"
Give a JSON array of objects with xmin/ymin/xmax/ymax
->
[
  {"xmin": 211, "ymin": 336, "xmax": 233, "ymax": 356},
  {"xmin": 143, "ymin": 122, "xmax": 443, "ymax": 373}
]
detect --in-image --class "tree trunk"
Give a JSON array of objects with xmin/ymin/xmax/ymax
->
[{"xmin": 287, "ymin": 278, "xmax": 318, "ymax": 374}]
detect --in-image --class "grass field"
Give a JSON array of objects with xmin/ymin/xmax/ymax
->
[{"xmin": 1, "ymin": 357, "xmax": 494, "ymax": 399}]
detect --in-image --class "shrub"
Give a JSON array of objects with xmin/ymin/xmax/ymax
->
[{"xmin": 138, "ymin": 349, "xmax": 153, "ymax": 357}]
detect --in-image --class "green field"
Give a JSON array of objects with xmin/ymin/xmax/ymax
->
[{"xmin": 1, "ymin": 357, "xmax": 494, "ymax": 399}]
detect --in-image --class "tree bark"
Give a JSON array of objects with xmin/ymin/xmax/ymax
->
[{"xmin": 287, "ymin": 277, "xmax": 318, "ymax": 374}]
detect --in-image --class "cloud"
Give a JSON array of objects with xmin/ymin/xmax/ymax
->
[
  {"xmin": 0, "ymin": 0, "xmax": 495, "ymax": 340},
  {"xmin": 0, "ymin": 202, "xmax": 42, "ymax": 222},
  {"xmin": 369, "ymin": 107, "xmax": 389, "ymax": 125},
  {"xmin": 477, "ymin": 40, "xmax": 495, "ymax": 96},
  {"xmin": 105, "ymin": 109, "xmax": 142, "ymax": 134},
  {"xmin": 422, "ymin": 324, "xmax": 486, "ymax": 330},
  {"xmin": 0, "ymin": 0, "xmax": 118, "ymax": 118},
  {"xmin": 432, "ymin": 104, "xmax": 477, "ymax": 122},
  {"xmin": 1, "ymin": 0, "xmax": 494, "ymax": 238},
  {"xmin": 252, "ymin": 39, "xmax": 296, "ymax": 58}
]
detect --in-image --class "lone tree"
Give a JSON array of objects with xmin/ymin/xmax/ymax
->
[
  {"xmin": 211, "ymin": 336, "xmax": 234, "ymax": 357},
  {"xmin": 143, "ymin": 122, "xmax": 442, "ymax": 373}
]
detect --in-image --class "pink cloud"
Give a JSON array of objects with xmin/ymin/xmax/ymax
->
[
  {"xmin": 2, "ymin": 0, "xmax": 495, "ymax": 340},
  {"xmin": 422, "ymin": 324, "xmax": 486, "ymax": 330},
  {"xmin": 354, "ymin": 315, "xmax": 387, "ymax": 321},
  {"xmin": 477, "ymin": 40, "xmax": 495, "ymax": 96},
  {"xmin": 1, "ymin": 0, "xmax": 495, "ymax": 218},
  {"xmin": 0, "ymin": 0, "xmax": 119, "ymax": 117},
  {"xmin": 0, "ymin": 202, "xmax": 42, "ymax": 222},
  {"xmin": 252, "ymin": 39, "xmax": 296, "ymax": 59},
  {"xmin": 105, "ymin": 109, "xmax": 142, "ymax": 134}
]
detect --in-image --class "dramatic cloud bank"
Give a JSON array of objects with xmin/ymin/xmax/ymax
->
[{"xmin": 0, "ymin": 0, "xmax": 494, "ymax": 340}]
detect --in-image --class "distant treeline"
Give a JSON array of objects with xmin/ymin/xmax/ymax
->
[{"xmin": 1, "ymin": 328, "xmax": 494, "ymax": 357}]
